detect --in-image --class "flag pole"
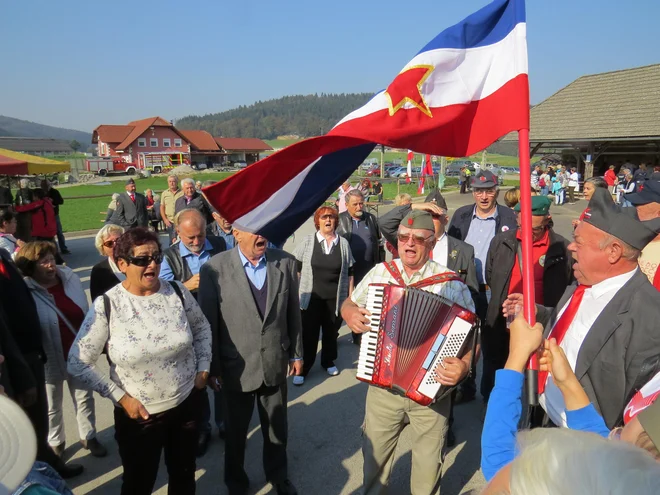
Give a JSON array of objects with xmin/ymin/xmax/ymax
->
[{"xmin": 517, "ymin": 128, "xmax": 539, "ymax": 406}]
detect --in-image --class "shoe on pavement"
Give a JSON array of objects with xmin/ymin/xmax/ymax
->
[
  {"xmin": 82, "ymin": 437, "xmax": 108, "ymax": 457},
  {"xmin": 326, "ymin": 366, "xmax": 339, "ymax": 376},
  {"xmin": 292, "ymin": 376, "xmax": 305, "ymax": 386},
  {"xmin": 446, "ymin": 428, "xmax": 456, "ymax": 448},
  {"xmin": 52, "ymin": 458, "xmax": 84, "ymax": 479},
  {"xmin": 196, "ymin": 431, "xmax": 211, "ymax": 457},
  {"xmin": 275, "ymin": 479, "xmax": 298, "ymax": 495},
  {"xmin": 217, "ymin": 421, "xmax": 227, "ymax": 440},
  {"xmin": 61, "ymin": 249, "xmax": 71, "ymax": 254}
]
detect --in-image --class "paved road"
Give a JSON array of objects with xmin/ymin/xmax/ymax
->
[{"xmin": 57, "ymin": 191, "xmax": 584, "ymax": 495}]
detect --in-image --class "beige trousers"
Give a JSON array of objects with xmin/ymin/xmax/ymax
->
[{"xmin": 362, "ymin": 386, "xmax": 450, "ymax": 495}]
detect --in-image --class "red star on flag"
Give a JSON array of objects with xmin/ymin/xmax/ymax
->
[{"xmin": 384, "ymin": 65, "xmax": 435, "ymax": 118}]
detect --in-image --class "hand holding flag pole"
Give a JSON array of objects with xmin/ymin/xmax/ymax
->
[{"xmin": 517, "ymin": 128, "xmax": 539, "ymax": 406}]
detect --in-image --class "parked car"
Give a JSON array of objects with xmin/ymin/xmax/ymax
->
[
  {"xmin": 233, "ymin": 161, "xmax": 248, "ymax": 169},
  {"xmin": 389, "ymin": 167, "xmax": 409, "ymax": 178}
]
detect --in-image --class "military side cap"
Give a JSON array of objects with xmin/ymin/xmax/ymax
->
[
  {"xmin": 125, "ymin": 178, "xmax": 136, "ymax": 185},
  {"xmin": 425, "ymin": 189, "xmax": 448, "ymax": 210},
  {"xmin": 625, "ymin": 179, "xmax": 660, "ymax": 206},
  {"xmin": 638, "ymin": 399, "xmax": 660, "ymax": 451},
  {"xmin": 584, "ymin": 188, "xmax": 660, "ymax": 250},
  {"xmin": 471, "ymin": 170, "xmax": 498, "ymax": 188},
  {"xmin": 514, "ymin": 195, "xmax": 552, "ymax": 216},
  {"xmin": 400, "ymin": 210, "xmax": 435, "ymax": 231}
]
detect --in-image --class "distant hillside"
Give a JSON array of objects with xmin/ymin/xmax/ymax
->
[
  {"xmin": 0, "ymin": 116, "xmax": 92, "ymax": 144},
  {"xmin": 177, "ymin": 93, "xmax": 373, "ymax": 139}
]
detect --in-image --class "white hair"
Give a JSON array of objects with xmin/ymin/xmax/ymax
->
[
  {"xmin": 19, "ymin": 179, "xmax": 29, "ymax": 188},
  {"xmin": 598, "ymin": 233, "xmax": 641, "ymax": 261},
  {"xmin": 181, "ymin": 178, "xmax": 195, "ymax": 188},
  {"xmin": 509, "ymin": 428, "xmax": 660, "ymax": 495},
  {"xmin": 108, "ymin": 192, "xmax": 120, "ymax": 210},
  {"xmin": 95, "ymin": 224, "xmax": 125, "ymax": 256}
]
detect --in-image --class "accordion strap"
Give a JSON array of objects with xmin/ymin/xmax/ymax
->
[{"xmin": 383, "ymin": 261, "xmax": 464, "ymax": 289}]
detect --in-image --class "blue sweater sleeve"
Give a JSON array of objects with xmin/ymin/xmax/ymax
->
[
  {"xmin": 481, "ymin": 369, "xmax": 523, "ymax": 482},
  {"xmin": 566, "ymin": 404, "xmax": 610, "ymax": 437}
]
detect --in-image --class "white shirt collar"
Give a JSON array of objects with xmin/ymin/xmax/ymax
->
[
  {"xmin": 316, "ymin": 231, "xmax": 339, "ymax": 254},
  {"xmin": 588, "ymin": 268, "xmax": 638, "ymax": 299}
]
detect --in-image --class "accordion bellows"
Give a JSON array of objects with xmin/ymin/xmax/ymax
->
[{"xmin": 357, "ymin": 283, "xmax": 477, "ymax": 406}]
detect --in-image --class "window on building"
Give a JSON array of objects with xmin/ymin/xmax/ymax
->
[
  {"xmin": 162, "ymin": 138, "xmax": 171, "ymax": 147},
  {"xmin": 138, "ymin": 138, "xmax": 146, "ymax": 147},
  {"xmin": 174, "ymin": 138, "xmax": 182, "ymax": 147},
  {"xmin": 150, "ymin": 138, "xmax": 158, "ymax": 147}
]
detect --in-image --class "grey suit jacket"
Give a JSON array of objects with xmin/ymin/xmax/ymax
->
[
  {"xmin": 115, "ymin": 192, "xmax": 148, "ymax": 229},
  {"xmin": 198, "ymin": 247, "xmax": 304, "ymax": 392},
  {"xmin": 537, "ymin": 269, "xmax": 660, "ymax": 428}
]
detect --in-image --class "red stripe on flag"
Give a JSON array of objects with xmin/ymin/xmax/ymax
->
[{"xmin": 330, "ymin": 74, "xmax": 529, "ymax": 157}]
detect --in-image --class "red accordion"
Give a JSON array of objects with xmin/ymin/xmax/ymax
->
[{"xmin": 357, "ymin": 283, "xmax": 478, "ymax": 406}]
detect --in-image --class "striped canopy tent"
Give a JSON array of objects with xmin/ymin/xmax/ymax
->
[{"xmin": 0, "ymin": 148, "xmax": 71, "ymax": 175}]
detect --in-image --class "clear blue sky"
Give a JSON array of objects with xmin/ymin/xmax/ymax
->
[{"xmin": 1, "ymin": 0, "xmax": 658, "ymax": 132}]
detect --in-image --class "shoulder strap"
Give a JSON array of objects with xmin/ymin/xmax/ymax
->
[
  {"xmin": 516, "ymin": 240, "xmax": 524, "ymax": 274},
  {"xmin": 383, "ymin": 261, "xmax": 406, "ymax": 286},
  {"xmin": 169, "ymin": 280, "xmax": 185, "ymax": 306},
  {"xmin": 33, "ymin": 291, "xmax": 79, "ymax": 337},
  {"xmin": 103, "ymin": 294, "xmax": 111, "ymax": 321}
]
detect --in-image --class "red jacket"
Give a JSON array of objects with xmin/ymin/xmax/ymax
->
[
  {"xmin": 16, "ymin": 198, "xmax": 57, "ymax": 238},
  {"xmin": 604, "ymin": 169, "xmax": 617, "ymax": 186}
]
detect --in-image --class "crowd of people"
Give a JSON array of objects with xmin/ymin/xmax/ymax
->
[{"xmin": 1, "ymin": 167, "xmax": 660, "ymax": 495}]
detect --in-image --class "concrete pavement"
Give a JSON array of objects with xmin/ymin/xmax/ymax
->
[{"xmin": 56, "ymin": 190, "xmax": 584, "ymax": 494}]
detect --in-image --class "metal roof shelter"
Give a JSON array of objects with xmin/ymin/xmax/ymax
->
[{"xmin": 504, "ymin": 63, "xmax": 660, "ymax": 176}]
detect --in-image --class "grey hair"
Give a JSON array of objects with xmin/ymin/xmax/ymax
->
[
  {"xmin": 394, "ymin": 193, "xmax": 412, "ymax": 206},
  {"xmin": 108, "ymin": 193, "xmax": 120, "ymax": 210},
  {"xmin": 95, "ymin": 224, "xmax": 125, "ymax": 256},
  {"xmin": 174, "ymin": 208, "xmax": 206, "ymax": 229},
  {"xmin": 167, "ymin": 174, "xmax": 178, "ymax": 181},
  {"xmin": 345, "ymin": 189, "xmax": 364, "ymax": 202},
  {"xmin": 509, "ymin": 428, "xmax": 660, "ymax": 495},
  {"xmin": 19, "ymin": 179, "xmax": 29, "ymax": 188},
  {"xmin": 181, "ymin": 178, "xmax": 195, "ymax": 187},
  {"xmin": 598, "ymin": 234, "xmax": 641, "ymax": 261},
  {"xmin": 585, "ymin": 176, "xmax": 608, "ymax": 189}
]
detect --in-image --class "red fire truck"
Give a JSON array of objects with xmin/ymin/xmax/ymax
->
[{"xmin": 85, "ymin": 157, "xmax": 140, "ymax": 176}]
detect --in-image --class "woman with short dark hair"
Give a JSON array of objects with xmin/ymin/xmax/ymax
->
[
  {"xmin": 292, "ymin": 206, "xmax": 354, "ymax": 385},
  {"xmin": 68, "ymin": 227, "xmax": 212, "ymax": 494},
  {"xmin": 16, "ymin": 240, "xmax": 107, "ymax": 466},
  {"xmin": 0, "ymin": 208, "xmax": 22, "ymax": 257}
]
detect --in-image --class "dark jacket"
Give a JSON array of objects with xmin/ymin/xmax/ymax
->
[
  {"xmin": 89, "ymin": 257, "xmax": 121, "ymax": 302},
  {"xmin": 379, "ymin": 204, "xmax": 479, "ymax": 299},
  {"xmin": 174, "ymin": 192, "xmax": 213, "ymax": 225},
  {"xmin": 0, "ymin": 186, "xmax": 12, "ymax": 206},
  {"xmin": 45, "ymin": 188, "xmax": 64, "ymax": 216},
  {"xmin": 0, "ymin": 305, "xmax": 36, "ymax": 398},
  {"xmin": 163, "ymin": 236, "xmax": 226, "ymax": 288},
  {"xmin": 447, "ymin": 203, "xmax": 517, "ymax": 241},
  {"xmin": 537, "ymin": 270, "xmax": 660, "ymax": 429},
  {"xmin": 115, "ymin": 191, "xmax": 149, "ymax": 229},
  {"xmin": 336, "ymin": 211, "xmax": 383, "ymax": 264},
  {"xmin": 485, "ymin": 228, "xmax": 573, "ymax": 329}
]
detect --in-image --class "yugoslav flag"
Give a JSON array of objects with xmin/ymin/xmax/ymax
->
[
  {"xmin": 406, "ymin": 150, "xmax": 414, "ymax": 183},
  {"xmin": 204, "ymin": 0, "xmax": 529, "ymax": 245}
]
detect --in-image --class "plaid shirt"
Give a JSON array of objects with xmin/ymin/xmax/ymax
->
[{"xmin": 351, "ymin": 259, "xmax": 475, "ymax": 312}]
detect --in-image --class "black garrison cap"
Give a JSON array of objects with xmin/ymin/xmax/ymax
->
[
  {"xmin": 425, "ymin": 189, "xmax": 448, "ymax": 210},
  {"xmin": 583, "ymin": 188, "xmax": 660, "ymax": 250}
]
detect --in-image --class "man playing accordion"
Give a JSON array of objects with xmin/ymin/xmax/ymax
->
[{"xmin": 342, "ymin": 210, "xmax": 476, "ymax": 495}]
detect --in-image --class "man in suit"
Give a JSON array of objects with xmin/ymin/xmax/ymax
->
[
  {"xmin": 336, "ymin": 189, "xmax": 383, "ymax": 344},
  {"xmin": 198, "ymin": 228, "xmax": 303, "ymax": 495},
  {"xmin": 447, "ymin": 170, "xmax": 517, "ymax": 403},
  {"xmin": 114, "ymin": 178, "xmax": 148, "ymax": 229},
  {"xmin": 506, "ymin": 188, "xmax": 660, "ymax": 429},
  {"xmin": 482, "ymin": 196, "xmax": 573, "ymax": 402},
  {"xmin": 160, "ymin": 209, "xmax": 226, "ymax": 456}
]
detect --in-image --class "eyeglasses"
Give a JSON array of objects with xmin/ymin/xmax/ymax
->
[
  {"xmin": 102, "ymin": 239, "xmax": 117, "ymax": 248},
  {"xmin": 397, "ymin": 233, "xmax": 434, "ymax": 245},
  {"xmin": 320, "ymin": 214, "xmax": 335, "ymax": 220},
  {"xmin": 125, "ymin": 253, "xmax": 163, "ymax": 267}
]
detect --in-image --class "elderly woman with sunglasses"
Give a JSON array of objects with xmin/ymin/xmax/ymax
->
[
  {"xmin": 292, "ymin": 206, "xmax": 354, "ymax": 385},
  {"xmin": 16, "ymin": 241, "xmax": 107, "ymax": 469},
  {"xmin": 89, "ymin": 224, "xmax": 125, "ymax": 302},
  {"xmin": 68, "ymin": 228, "xmax": 212, "ymax": 494}
]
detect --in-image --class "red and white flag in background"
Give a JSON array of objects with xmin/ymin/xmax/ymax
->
[
  {"xmin": 406, "ymin": 150, "xmax": 414, "ymax": 183},
  {"xmin": 417, "ymin": 154, "xmax": 434, "ymax": 195}
]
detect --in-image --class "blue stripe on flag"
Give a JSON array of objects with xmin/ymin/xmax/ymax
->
[
  {"xmin": 418, "ymin": 0, "xmax": 525, "ymax": 52},
  {"xmin": 259, "ymin": 143, "xmax": 376, "ymax": 245}
]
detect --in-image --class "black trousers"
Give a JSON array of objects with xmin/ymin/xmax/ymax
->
[
  {"xmin": 114, "ymin": 387, "xmax": 202, "ymax": 495},
  {"xmin": 301, "ymin": 297, "xmax": 341, "ymax": 375},
  {"xmin": 199, "ymin": 387, "xmax": 225, "ymax": 433},
  {"xmin": 224, "ymin": 382, "xmax": 288, "ymax": 495}
]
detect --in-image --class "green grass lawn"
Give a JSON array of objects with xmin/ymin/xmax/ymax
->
[{"xmin": 58, "ymin": 172, "xmax": 233, "ymax": 232}]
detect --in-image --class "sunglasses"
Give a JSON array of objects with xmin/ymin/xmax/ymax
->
[
  {"xmin": 102, "ymin": 239, "xmax": 117, "ymax": 248},
  {"xmin": 125, "ymin": 253, "xmax": 163, "ymax": 267},
  {"xmin": 397, "ymin": 233, "xmax": 434, "ymax": 245}
]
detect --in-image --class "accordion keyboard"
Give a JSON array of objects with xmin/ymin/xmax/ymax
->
[{"xmin": 356, "ymin": 285, "xmax": 385, "ymax": 381}]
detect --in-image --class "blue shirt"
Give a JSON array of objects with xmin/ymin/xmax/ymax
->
[
  {"xmin": 464, "ymin": 206, "xmax": 498, "ymax": 284},
  {"xmin": 160, "ymin": 239, "xmax": 214, "ymax": 280},
  {"xmin": 238, "ymin": 248, "xmax": 267, "ymax": 290},
  {"xmin": 481, "ymin": 369, "xmax": 609, "ymax": 482},
  {"xmin": 215, "ymin": 228, "xmax": 235, "ymax": 249}
]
